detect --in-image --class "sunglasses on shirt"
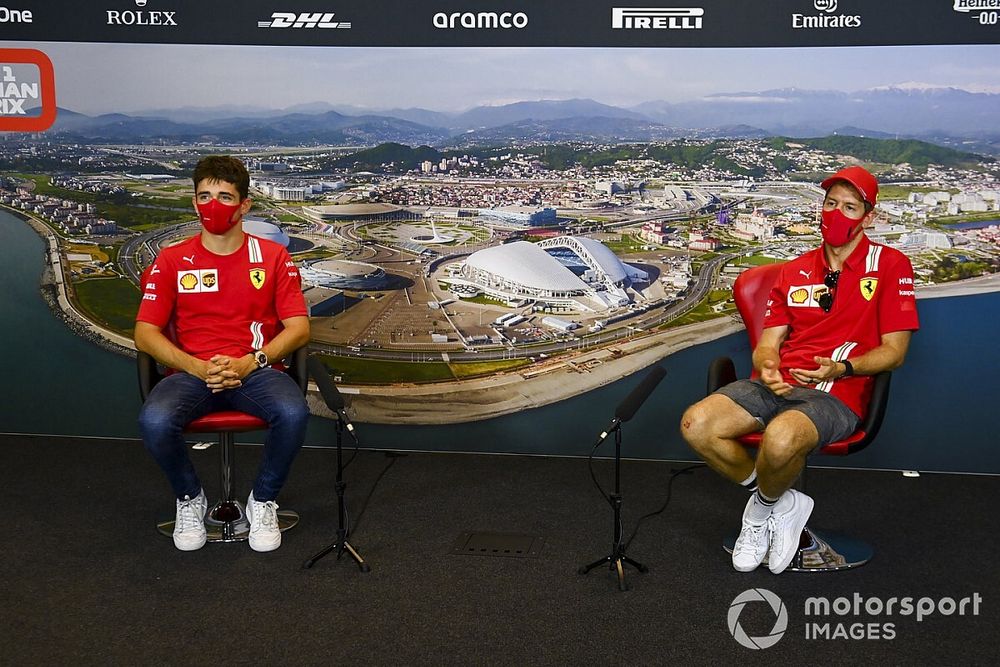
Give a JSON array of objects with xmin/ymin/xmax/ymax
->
[{"xmin": 818, "ymin": 270, "xmax": 840, "ymax": 313}]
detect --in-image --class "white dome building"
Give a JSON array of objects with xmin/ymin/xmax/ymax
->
[
  {"xmin": 456, "ymin": 237, "xmax": 647, "ymax": 312},
  {"xmin": 242, "ymin": 218, "xmax": 290, "ymax": 247}
]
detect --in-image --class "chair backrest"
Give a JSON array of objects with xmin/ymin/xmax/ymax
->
[
  {"xmin": 732, "ymin": 262, "xmax": 785, "ymax": 350},
  {"xmin": 729, "ymin": 261, "xmax": 892, "ymax": 455}
]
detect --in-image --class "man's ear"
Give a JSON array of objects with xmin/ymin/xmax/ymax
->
[
  {"xmin": 240, "ymin": 197, "xmax": 252, "ymax": 215},
  {"xmin": 862, "ymin": 207, "xmax": 877, "ymax": 228}
]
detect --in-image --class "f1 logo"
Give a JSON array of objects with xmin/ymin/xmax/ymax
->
[{"xmin": 0, "ymin": 49, "xmax": 56, "ymax": 132}]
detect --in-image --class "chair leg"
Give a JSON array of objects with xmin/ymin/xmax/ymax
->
[{"xmin": 204, "ymin": 432, "xmax": 250, "ymax": 542}]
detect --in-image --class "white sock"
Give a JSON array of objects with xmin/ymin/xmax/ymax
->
[
  {"xmin": 747, "ymin": 489, "xmax": 779, "ymax": 524},
  {"xmin": 739, "ymin": 470, "xmax": 758, "ymax": 492}
]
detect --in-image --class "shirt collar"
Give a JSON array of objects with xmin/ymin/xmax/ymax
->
[{"xmin": 818, "ymin": 233, "xmax": 871, "ymax": 275}]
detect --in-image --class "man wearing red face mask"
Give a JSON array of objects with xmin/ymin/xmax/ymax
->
[
  {"xmin": 135, "ymin": 155, "xmax": 310, "ymax": 552},
  {"xmin": 680, "ymin": 166, "xmax": 919, "ymax": 574}
]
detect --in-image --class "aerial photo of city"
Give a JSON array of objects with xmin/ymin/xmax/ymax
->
[{"xmin": 2, "ymin": 43, "xmax": 999, "ymax": 424}]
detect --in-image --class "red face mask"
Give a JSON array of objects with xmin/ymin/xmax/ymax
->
[
  {"xmin": 196, "ymin": 198, "xmax": 242, "ymax": 235},
  {"xmin": 820, "ymin": 208, "xmax": 863, "ymax": 247}
]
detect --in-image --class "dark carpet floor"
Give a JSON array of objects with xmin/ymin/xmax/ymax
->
[{"xmin": 2, "ymin": 433, "xmax": 998, "ymax": 666}]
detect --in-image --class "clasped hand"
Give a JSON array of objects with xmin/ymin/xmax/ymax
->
[
  {"xmin": 761, "ymin": 357, "xmax": 842, "ymax": 396},
  {"xmin": 200, "ymin": 354, "xmax": 253, "ymax": 393}
]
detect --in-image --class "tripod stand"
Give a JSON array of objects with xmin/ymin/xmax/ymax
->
[
  {"xmin": 578, "ymin": 365, "xmax": 664, "ymax": 591},
  {"xmin": 303, "ymin": 409, "xmax": 370, "ymax": 572},
  {"xmin": 578, "ymin": 424, "xmax": 647, "ymax": 591}
]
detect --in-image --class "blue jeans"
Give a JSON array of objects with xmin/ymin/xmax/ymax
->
[{"xmin": 138, "ymin": 368, "xmax": 309, "ymax": 502}]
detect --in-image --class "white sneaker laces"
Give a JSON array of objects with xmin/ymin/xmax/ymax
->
[
  {"xmin": 735, "ymin": 522, "xmax": 767, "ymax": 553},
  {"xmin": 252, "ymin": 499, "xmax": 279, "ymax": 531},
  {"xmin": 176, "ymin": 497, "xmax": 202, "ymax": 532}
]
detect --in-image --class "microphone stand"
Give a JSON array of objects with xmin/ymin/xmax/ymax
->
[
  {"xmin": 303, "ymin": 410, "xmax": 370, "ymax": 572},
  {"xmin": 578, "ymin": 422, "xmax": 648, "ymax": 591}
]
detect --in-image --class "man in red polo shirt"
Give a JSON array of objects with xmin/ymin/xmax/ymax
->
[
  {"xmin": 680, "ymin": 166, "xmax": 919, "ymax": 574},
  {"xmin": 136, "ymin": 155, "xmax": 310, "ymax": 553}
]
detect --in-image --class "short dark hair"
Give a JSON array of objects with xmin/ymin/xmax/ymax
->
[
  {"xmin": 824, "ymin": 181, "xmax": 874, "ymax": 214},
  {"xmin": 192, "ymin": 155, "xmax": 250, "ymax": 199}
]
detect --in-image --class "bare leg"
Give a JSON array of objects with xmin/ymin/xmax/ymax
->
[
  {"xmin": 756, "ymin": 410, "xmax": 819, "ymax": 499},
  {"xmin": 680, "ymin": 394, "xmax": 762, "ymax": 483}
]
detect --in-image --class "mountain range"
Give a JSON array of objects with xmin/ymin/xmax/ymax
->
[{"xmin": 49, "ymin": 88, "xmax": 1000, "ymax": 155}]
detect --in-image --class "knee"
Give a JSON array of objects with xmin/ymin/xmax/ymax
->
[
  {"xmin": 138, "ymin": 402, "xmax": 184, "ymax": 452},
  {"xmin": 138, "ymin": 402, "xmax": 177, "ymax": 438},
  {"xmin": 758, "ymin": 423, "xmax": 810, "ymax": 470},
  {"xmin": 272, "ymin": 396, "xmax": 310, "ymax": 429},
  {"xmin": 680, "ymin": 402, "xmax": 713, "ymax": 450}
]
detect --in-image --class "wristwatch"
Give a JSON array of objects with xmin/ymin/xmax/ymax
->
[
  {"xmin": 253, "ymin": 349, "xmax": 269, "ymax": 369},
  {"xmin": 840, "ymin": 359, "xmax": 854, "ymax": 377}
]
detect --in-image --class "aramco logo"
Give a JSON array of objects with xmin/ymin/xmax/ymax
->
[{"xmin": 727, "ymin": 588, "xmax": 788, "ymax": 650}]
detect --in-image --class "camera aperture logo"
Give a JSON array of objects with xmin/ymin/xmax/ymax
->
[
  {"xmin": 728, "ymin": 588, "xmax": 788, "ymax": 649},
  {"xmin": 729, "ymin": 589, "xmax": 985, "ymax": 648},
  {"xmin": 0, "ymin": 49, "xmax": 56, "ymax": 132}
]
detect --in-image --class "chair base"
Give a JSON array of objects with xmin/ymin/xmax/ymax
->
[
  {"xmin": 723, "ymin": 526, "xmax": 873, "ymax": 572},
  {"xmin": 157, "ymin": 500, "xmax": 300, "ymax": 543}
]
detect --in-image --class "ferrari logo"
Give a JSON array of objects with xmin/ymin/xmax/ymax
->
[
  {"xmin": 249, "ymin": 269, "xmax": 267, "ymax": 290},
  {"xmin": 860, "ymin": 277, "xmax": 878, "ymax": 301}
]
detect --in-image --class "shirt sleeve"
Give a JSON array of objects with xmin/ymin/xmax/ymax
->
[
  {"xmin": 273, "ymin": 247, "xmax": 308, "ymax": 320},
  {"xmin": 762, "ymin": 267, "xmax": 790, "ymax": 328},
  {"xmin": 878, "ymin": 252, "xmax": 920, "ymax": 334},
  {"xmin": 135, "ymin": 256, "xmax": 176, "ymax": 328}
]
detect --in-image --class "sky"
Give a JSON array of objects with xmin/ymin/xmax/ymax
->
[{"xmin": 14, "ymin": 42, "xmax": 1000, "ymax": 115}]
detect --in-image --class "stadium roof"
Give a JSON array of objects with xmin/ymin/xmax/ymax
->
[
  {"xmin": 243, "ymin": 219, "xmax": 289, "ymax": 247},
  {"xmin": 465, "ymin": 241, "xmax": 589, "ymax": 292}
]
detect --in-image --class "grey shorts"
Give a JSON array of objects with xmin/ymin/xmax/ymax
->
[{"xmin": 715, "ymin": 379, "xmax": 860, "ymax": 448}]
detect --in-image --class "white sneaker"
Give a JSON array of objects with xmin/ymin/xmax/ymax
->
[
  {"xmin": 173, "ymin": 490, "xmax": 207, "ymax": 551},
  {"xmin": 246, "ymin": 492, "xmax": 281, "ymax": 552},
  {"xmin": 732, "ymin": 494, "xmax": 771, "ymax": 572},
  {"xmin": 767, "ymin": 489, "xmax": 814, "ymax": 574}
]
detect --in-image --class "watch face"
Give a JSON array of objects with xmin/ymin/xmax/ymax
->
[{"xmin": 255, "ymin": 351, "xmax": 268, "ymax": 367}]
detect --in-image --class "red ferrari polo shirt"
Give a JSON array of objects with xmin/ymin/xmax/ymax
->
[
  {"xmin": 762, "ymin": 235, "xmax": 919, "ymax": 417},
  {"xmin": 136, "ymin": 233, "xmax": 307, "ymax": 362}
]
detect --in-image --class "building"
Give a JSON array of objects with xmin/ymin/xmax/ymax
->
[
  {"xmin": 478, "ymin": 206, "xmax": 557, "ymax": 228},
  {"xmin": 451, "ymin": 236, "xmax": 647, "ymax": 313},
  {"xmin": 730, "ymin": 209, "xmax": 774, "ymax": 242}
]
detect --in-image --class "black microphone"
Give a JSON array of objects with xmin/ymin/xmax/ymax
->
[
  {"xmin": 595, "ymin": 365, "xmax": 667, "ymax": 444},
  {"xmin": 614, "ymin": 365, "xmax": 667, "ymax": 423},
  {"xmin": 307, "ymin": 355, "xmax": 357, "ymax": 438}
]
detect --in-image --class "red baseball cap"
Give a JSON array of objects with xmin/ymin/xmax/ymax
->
[{"xmin": 821, "ymin": 166, "xmax": 878, "ymax": 206}]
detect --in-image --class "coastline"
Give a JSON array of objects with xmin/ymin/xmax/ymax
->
[
  {"xmin": 13, "ymin": 209, "xmax": 137, "ymax": 357},
  {"xmin": 310, "ymin": 317, "xmax": 744, "ymax": 425},
  {"xmin": 915, "ymin": 271, "xmax": 1000, "ymax": 299},
  {"xmin": 12, "ymin": 209, "xmax": 998, "ymax": 424}
]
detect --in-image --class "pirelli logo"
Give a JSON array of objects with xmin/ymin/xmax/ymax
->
[{"xmin": 612, "ymin": 7, "xmax": 704, "ymax": 29}]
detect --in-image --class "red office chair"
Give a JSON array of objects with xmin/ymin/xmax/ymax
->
[
  {"xmin": 708, "ymin": 262, "xmax": 891, "ymax": 571},
  {"xmin": 138, "ymin": 347, "xmax": 308, "ymax": 542}
]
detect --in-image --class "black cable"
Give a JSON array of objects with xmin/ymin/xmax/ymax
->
[
  {"xmin": 347, "ymin": 451, "xmax": 403, "ymax": 534},
  {"xmin": 342, "ymin": 437, "xmax": 360, "ymax": 471},
  {"xmin": 624, "ymin": 463, "xmax": 704, "ymax": 551},
  {"xmin": 587, "ymin": 432, "xmax": 613, "ymax": 505}
]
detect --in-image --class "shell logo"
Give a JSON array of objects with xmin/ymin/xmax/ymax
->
[
  {"xmin": 789, "ymin": 288, "xmax": 809, "ymax": 304},
  {"xmin": 179, "ymin": 272, "xmax": 199, "ymax": 291}
]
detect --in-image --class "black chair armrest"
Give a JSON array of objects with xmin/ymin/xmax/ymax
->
[
  {"xmin": 847, "ymin": 371, "xmax": 892, "ymax": 454},
  {"xmin": 137, "ymin": 350, "xmax": 164, "ymax": 403},
  {"xmin": 707, "ymin": 356, "xmax": 737, "ymax": 395},
  {"xmin": 285, "ymin": 346, "xmax": 309, "ymax": 395}
]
